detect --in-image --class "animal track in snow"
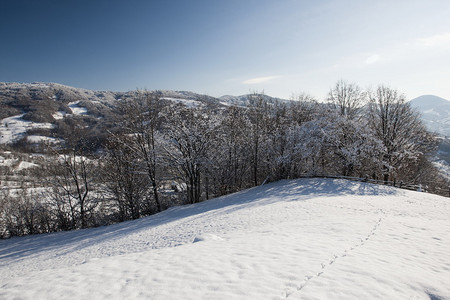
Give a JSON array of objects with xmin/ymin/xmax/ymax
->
[{"xmin": 283, "ymin": 209, "xmax": 385, "ymax": 298}]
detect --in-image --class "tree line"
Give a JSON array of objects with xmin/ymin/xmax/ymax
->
[{"xmin": 1, "ymin": 81, "xmax": 445, "ymax": 238}]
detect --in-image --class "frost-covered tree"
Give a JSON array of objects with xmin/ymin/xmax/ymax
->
[
  {"xmin": 289, "ymin": 93, "xmax": 318, "ymax": 125},
  {"xmin": 45, "ymin": 148, "xmax": 96, "ymax": 229},
  {"xmin": 215, "ymin": 106, "xmax": 252, "ymax": 194},
  {"xmin": 325, "ymin": 114, "xmax": 382, "ymax": 176},
  {"xmin": 294, "ymin": 118, "xmax": 329, "ymax": 174},
  {"xmin": 368, "ymin": 86, "xmax": 436, "ymax": 181},
  {"xmin": 293, "ymin": 107, "xmax": 383, "ymax": 177},
  {"xmin": 0, "ymin": 186, "xmax": 52, "ymax": 237},
  {"xmin": 115, "ymin": 91, "xmax": 164, "ymax": 212},
  {"xmin": 327, "ymin": 80, "xmax": 366, "ymax": 119},
  {"xmin": 41, "ymin": 123, "xmax": 100, "ymax": 230},
  {"xmin": 164, "ymin": 106, "xmax": 219, "ymax": 204},
  {"xmin": 247, "ymin": 93, "xmax": 272, "ymax": 186},
  {"xmin": 273, "ymin": 94, "xmax": 320, "ymax": 178},
  {"xmin": 100, "ymin": 136, "xmax": 150, "ymax": 221},
  {"xmin": 266, "ymin": 101, "xmax": 295, "ymax": 180}
]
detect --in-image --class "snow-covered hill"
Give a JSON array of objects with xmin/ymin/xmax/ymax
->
[
  {"xmin": 0, "ymin": 82, "xmax": 224, "ymax": 145},
  {"xmin": 1, "ymin": 82, "xmax": 291, "ymax": 147},
  {"xmin": 409, "ymin": 95, "xmax": 450, "ymax": 137},
  {"xmin": 1, "ymin": 178, "xmax": 449, "ymax": 299}
]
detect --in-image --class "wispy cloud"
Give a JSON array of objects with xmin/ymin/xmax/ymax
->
[
  {"xmin": 332, "ymin": 31, "xmax": 450, "ymax": 70},
  {"xmin": 417, "ymin": 32, "xmax": 450, "ymax": 47},
  {"xmin": 365, "ymin": 54, "xmax": 381, "ymax": 65},
  {"xmin": 243, "ymin": 76, "xmax": 280, "ymax": 84}
]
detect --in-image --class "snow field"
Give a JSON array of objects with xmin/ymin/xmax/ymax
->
[
  {"xmin": 0, "ymin": 114, "xmax": 54, "ymax": 144},
  {"xmin": 51, "ymin": 111, "xmax": 66, "ymax": 120},
  {"xmin": 0, "ymin": 156, "xmax": 38, "ymax": 171},
  {"xmin": 161, "ymin": 97, "xmax": 202, "ymax": 108},
  {"xmin": 0, "ymin": 179, "xmax": 449, "ymax": 299},
  {"xmin": 26, "ymin": 135, "xmax": 59, "ymax": 144},
  {"xmin": 68, "ymin": 101, "xmax": 88, "ymax": 115}
]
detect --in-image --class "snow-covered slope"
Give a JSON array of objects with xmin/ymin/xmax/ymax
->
[
  {"xmin": 0, "ymin": 114, "xmax": 54, "ymax": 144},
  {"xmin": 0, "ymin": 82, "xmax": 226, "ymax": 146},
  {"xmin": 410, "ymin": 95, "xmax": 450, "ymax": 137},
  {"xmin": 1, "ymin": 179, "xmax": 449, "ymax": 299}
]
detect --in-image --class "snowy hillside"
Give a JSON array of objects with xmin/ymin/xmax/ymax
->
[
  {"xmin": 0, "ymin": 82, "xmax": 225, "ymax": 146},
  {"xmin": 409, "ymin": 95, "xmax": 450, "ymax": 137},
  {"xmin": 0, "ymin": 114, "xmax": 54, "ymax": 144},
  {"xmin": 1, "ymin": 179, "xmax": 449, "ymax": 299}
]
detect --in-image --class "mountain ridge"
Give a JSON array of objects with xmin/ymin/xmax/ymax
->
[
  {"xmin": 0, "ymin": 81, "xmax": 286, "ymax": 117},
  {"xmin": 1, "ymin": 81, "xmax": 449, "ymax": 143},
  {"xmin": 0, "ymin": 82, "xmax": 287, "ymax": 146},
  {"xmin": 409, "ymin": 94, "xmax": 450, "ymax": 137}
]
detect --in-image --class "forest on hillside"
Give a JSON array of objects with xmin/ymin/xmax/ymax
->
[{"xmin": 1, "ymin": 82, "xmax": 447, "ymax": 238}]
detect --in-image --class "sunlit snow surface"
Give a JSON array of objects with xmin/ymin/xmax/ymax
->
[
  {"xmin": 161, "ymin": 97, "xmax": 201, "ymax": 108},
  {"xmin": 0, "ymin": 115, "xmax": 54, "ymax": 144},
  {"xmin": 51, "ymin": 111, "xmax": 66, "ymax": 120},
  {"xmin": 1, "ymin": 179, "xmax": 449, "ymax": 299},
  {"xmin": 68, "ymin": 101, "xmax": 88, "ymax": 115}
]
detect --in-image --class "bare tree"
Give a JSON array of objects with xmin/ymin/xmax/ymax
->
[
  {"xmin": 116, "ymin": 91, "xmax": 164, "ymax": 212},
  {"xmin": 101, "ymin": 136, "xmax": 149, "ymax": 220},
  {"xmin": 45, "ymin": 148, "xmax": 96, "ymax": 229},
  {"xmin": 368, "ymin": 85, "xmax": 436, "ymax": 182},
  {"xmin": 215, "ymin": 106, "xmax": 252, "ymax": 194},
  {"xmin": 164, "ymin": 106, "xmax": 218, "ymax": 204},
  {"xmin": 327, "ymin": 80, "xmax": 366, "ymax": 119},
  {"xmin": 289, "ymin": 93, "xmax": 318, "ymax": 125},
  {"xmin": 247, "ymin": 93, "xmax": 272, "ymax": 186},
  {"xmin": 43, "ymin": 124, "xmax": 98, "ymax": 230}
]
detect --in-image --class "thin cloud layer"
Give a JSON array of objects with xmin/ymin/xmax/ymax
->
[
  {"xmin": 417, "ymin": 32, "xmax": 450, "ymax": 47},
  {"xmin": 365, "ymin": 54, "xmax": 381, "ymax": 65},
  {"xmin": 243, "ymin": 76, "xmax": 280, "ymax": 85}
]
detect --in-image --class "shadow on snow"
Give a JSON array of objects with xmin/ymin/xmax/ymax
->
[{"xmin": 0, "ymin": 178, "xmax": 399, "ymax": 264}]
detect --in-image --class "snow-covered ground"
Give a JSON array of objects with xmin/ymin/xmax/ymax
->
[
  {"xmin": 51, "ymin": 111, "xmax": 66, "ymax": 120},
  {"xmin": 15, "ymin": 161, "xmax": 39, "ymax": 171},
  {"xmin": 433, "ymin": 160, "xmax": 450, "ymax": 181},
  {"xmin": 162, "ymin": 97, "xmax": 202, "ymax": 108},
  {"xmin": 1, "ymin": 178, "xmax": 449, "ymax": 299},
  {"xmin": 26, "ymin": 135, "xmax": 60, "ymax": 144},
  {"xmin": 68, "ymin": 101, "xmax": 88, "ymax": 115},
  {"xmin": 0, "ymin": 114, "xmax": 54, "ymax": 144}
]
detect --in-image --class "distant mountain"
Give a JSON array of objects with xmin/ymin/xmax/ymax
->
[
  {"xmin": 409, "ymin": 95, "xmax": 450, "ymax": 137},
  {"xmin": 0, "ymin": 82, "xmax": 225, "ymax": 121},
  {"xmin": 0, "ymin": 82, "xmax": 122, "ymax": 121},
  {"xmin": 0, "ymin": 82, "xmax": 228, "ymax": 146},
  {"xmin": 0, "ymin": 81, "xmax": 288, "ymax": 123},
  {"xmin": 4, "ymin": 82, "xmax": 448, "ymax": 148},
  {"xmin": 1, "ymin": 82, "xmax": 294, "ymax": 147}
]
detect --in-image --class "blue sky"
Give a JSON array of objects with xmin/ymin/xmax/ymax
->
[{"xmin": 1, "ymin": 0, "xmax": 450, "ymax": 100}]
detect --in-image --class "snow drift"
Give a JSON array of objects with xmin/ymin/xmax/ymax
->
[{"xmin": 1, "ymin": 178, "xmax": 449, "ymax": 299}]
